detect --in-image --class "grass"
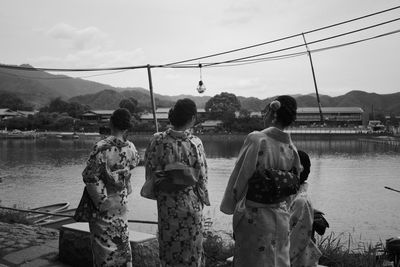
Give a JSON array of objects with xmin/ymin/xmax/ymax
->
[{"xmin": 317, "ymin": 232, "xmax": 387, "ymax": 267}]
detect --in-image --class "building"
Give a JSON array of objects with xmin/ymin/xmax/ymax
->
[
  {"xmin": 0, "ymin": 109, "xmax": 20, "ymax": 120},
  {"xmin": 0, "ymin": 109, "xmax": 38, "ymax": 121},
  {"xmin": 81, "ymin": 110, "xmax": 114, "ymax": 122},
  {"xmin": 140, "ymin": 108, "xmax": 207, "ymax": 123},
  {"xmin": 296, "ymin": 107, "xmax": 364, "ymax": 126},
  {"xmin": 196, "ymin": 120, "xmax": 223, "ymax": 133}
]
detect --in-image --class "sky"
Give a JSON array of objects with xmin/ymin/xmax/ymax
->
[{"xmin": 1, "ymin": 0, "xmax": 400, "ymax": 98}]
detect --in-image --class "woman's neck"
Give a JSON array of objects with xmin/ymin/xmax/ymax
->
[
  {"xmin": 172, "ymin": 126, "xmax": 188, "ymax": 132},
  {"xmin": 111, "ymin": 130, "xmax": 125, "ymax": 141},
  {"xmin": 270, "ymin": 122, "xmax": 284, "ymax": 131}
]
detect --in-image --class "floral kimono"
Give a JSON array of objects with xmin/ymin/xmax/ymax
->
[
  {"xmin": 220, "ymin": 127, "xmax": 302, "ymax": 267},
  {"xmin": 142, "ymin": 128, "xmax": 209, "ymax": 267},
  {"xmin": 289, "ymin": 183, "xmax": 322, "ymax": 267},
  {"xmin": 82, "ymin": 136, "xmax": 140, "ymax": 267}
]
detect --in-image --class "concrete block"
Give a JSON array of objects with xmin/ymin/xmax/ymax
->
[{"xmin": 59, "ymin": 222, "xmax": 159, "ymax": 267}]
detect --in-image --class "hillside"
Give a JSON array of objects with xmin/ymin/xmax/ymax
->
[{"xmin": 1, "ymin": 64, "xmax": 400, "ymax": 115}]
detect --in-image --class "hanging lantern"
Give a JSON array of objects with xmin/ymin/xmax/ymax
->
[{"xmin": 196, "ymin": 64, "xmax": 206, "ymax": 94}]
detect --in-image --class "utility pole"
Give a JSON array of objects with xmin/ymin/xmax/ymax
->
[
  {"xmin": 147, "ymin": 65, "xmax": 158, "ymax": 132},
  {"xmin": 302, "ymin": 33, "xmax": 324, "ymax": 124}
]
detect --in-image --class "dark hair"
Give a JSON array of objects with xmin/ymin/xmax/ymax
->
[
  {"xmin": 298, "ymin": 150, "xmax": 311, "ymax": 184},
  {"xmin": 168, "ymin": 98, "xmax": 197, "ymax": 128},
  {"xmin": 110, "ymin": 108, "xmax": 132, "ymax": 131},
  {"xmin": 273, "ymin": 95, "xmax": 297, "ymax": 127}
]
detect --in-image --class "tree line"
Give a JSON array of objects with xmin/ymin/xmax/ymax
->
[{"xmin": 1, "ymin": 91, "xmax": 264, "ymax": 132}]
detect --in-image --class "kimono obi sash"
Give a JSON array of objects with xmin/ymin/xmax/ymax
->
[
  {"xmin": 246, "ymin": 168, "xmax": 300, "ymax": 204},
  {"xmin": 155, "ymin": 162, "xmax": 200, "ymax": 193}
]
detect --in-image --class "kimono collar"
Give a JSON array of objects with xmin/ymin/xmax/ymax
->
[
  {"xmin": 166, "ymin": 128, "xmax": 191, "ymax": 140},
  {"xmin": 262, "ymin": 126, "xmax": 291, "ymax": 144},
  {"xmin": 105, "ymin": 135, "xmax": 129, "ymax": 148}
]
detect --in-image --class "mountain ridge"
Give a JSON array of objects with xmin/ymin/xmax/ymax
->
[{"xmin": 0, "ymin": 64, "xmax": 399, "ymax": 114}]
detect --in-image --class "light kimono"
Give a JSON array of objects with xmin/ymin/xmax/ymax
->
[
  {"xmin": 83, "ymin": 136, "xmax": 140, "ymax": 267},
  {"xmin": 142, "ymin": 128, "xmax": 209, "ymax": 267},
  {"xmin": 289, "ymin": 183, "xmax": 322, "ymax": 267},
  {"xmin": 220, "ymin": 127, "xmax": 302, "ymax": 267}
]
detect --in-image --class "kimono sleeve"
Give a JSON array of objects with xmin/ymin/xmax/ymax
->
[
  {"xmin": 195, "ymin": 139, "xmax": 210, "ymax": 206},
  {"xmin": 128, "ymin": 142, "xmax": 141, "ymax": 169},
  {"xmin": 140, "ymin": 134, "xmax": 162, "ymax": 199},
  {"xmin": 220, "ymin": 132, "xmax": 261, "ymax": 215},
  {"xmin": 82, "ymin": 145, "xmax": 108, "ymax": 210}
]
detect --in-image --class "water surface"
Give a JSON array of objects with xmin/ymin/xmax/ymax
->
[{"xmin": 0, "ymin": 135, "xmax": 399, "ymax": 243}]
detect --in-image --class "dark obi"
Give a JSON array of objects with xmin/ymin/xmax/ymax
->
[{"xmin": 246, "ymin": 168, "xmax": 300, "ymax": 204}]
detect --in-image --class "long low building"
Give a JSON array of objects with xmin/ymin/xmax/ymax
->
[
  {"xmin": 296, "ymin": 107, "xmax": 364, "ymax": 126},
  {"xmin": 140, "ymin": 108, "xmax": 207, "ymax": 122}
]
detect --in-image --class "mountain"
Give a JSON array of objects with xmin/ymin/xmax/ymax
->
[
  {"xmin": 1, "ymin": 64, "xmax": 400, "ymax": 115},
  {"xmin": 0, "ymin": 64, "xmax": 119, "ymax": 107}
]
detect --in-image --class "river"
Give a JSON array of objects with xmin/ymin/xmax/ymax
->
[{"xmin": 0, "ymin": 135, "xmax": 399, "ymax": 244}]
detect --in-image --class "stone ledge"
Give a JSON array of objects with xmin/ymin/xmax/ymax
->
[{"xmin": 59, "ymin": 223, "xmax": 159, "ymax": 267}]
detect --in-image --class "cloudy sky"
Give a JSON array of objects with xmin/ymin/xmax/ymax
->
[{"xmin": 1, "ymin": 0, "xmax": 400, "ymax": 98}]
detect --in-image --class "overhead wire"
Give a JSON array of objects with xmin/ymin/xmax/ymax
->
[
  {"xmin": 200, "ymin": 17, "xmax": 400, "ymax": 67},
  {"xmin": 162, "ymin": 4, "xmax": 400, "ymax": 66},
  {"xmin": 0, "ymin": 5, "xmax": 399, "ymax": 72},
  {"xmin": 204, "ymin": 28, "xmax": 400, "ymax": 68},
  {"xmin": 0, "ymin": 69, "xmax": 130, "ymax": 80}
]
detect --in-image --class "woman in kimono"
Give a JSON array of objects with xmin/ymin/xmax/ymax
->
[
  {"xmin": 141, "ymin": 98, "xmax": 210, "ymax": 267},
  {"xmin": 82, "ymin": 108, "xmax": 140, "ymax": 267},
  {"xmin": 220, "ymin": 95, "xmax": 301, "ymax": 267},
  {"xmin": 289, "ymin": 150, "xmax": 322, "ymax": 267}
]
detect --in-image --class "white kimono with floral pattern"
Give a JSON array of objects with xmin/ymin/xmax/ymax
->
[{"xmin": 220, "ymin": 127, "xmax": 302, "ymax": 267}]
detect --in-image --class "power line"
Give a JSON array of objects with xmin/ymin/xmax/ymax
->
[
  {"xmin": 164, "ymin": 5, "xmax": 400, "ymax": 66},
  {"xmin": 184, "ymin": 28, "xmax": 400, "ymax": 68},
  {"xmin": 201, "ymin": 17, "xmax": 400, "ymax": 67},
  {"xmin": 0, "ymin": 5, "xmax": 399, "ymax": 72},
  {"xmin": 0, "ymin": 69, "xmax": 129, "ymax": 80}
]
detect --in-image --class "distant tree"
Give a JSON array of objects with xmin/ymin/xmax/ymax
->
[
  {"xmin": 205, "ymin": 92, "xmax": 241, "ymax": 125},
  {"xmin": 239, "ymin": 108, "xmax": 250, "ymax": 118},
  {"xmin": 67, "ymin": 102, "xmax": 90, "ymax": 118},
  {"xmin": 4, "ymin": 116, "xmax": 32, "ymax": 130},
  {"xmin": 0, "ymin": 91, "xmax": 33, "ymax": 111},
  {"xmin": 41, "ymin": 98, "xmax": 88, "ymax": 118},
  {"xmin": 45, "ymin": 98, "xmax": 70, "ymax": 113},
  {"xmin": 205, "ymin": 92, "xmax": 241, "ymax": 114},
  {"xmin": 119, "ymin": 98, "xmax": 138, "ymax": 114}
]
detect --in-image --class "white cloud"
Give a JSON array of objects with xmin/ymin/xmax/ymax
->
[
  {"xmin": 46, "ymin": 23, "xmax": 110, "ymax": 51},
  {"xmin": 32, "ymin": 47, "xmax": 144, "ymax": 68},
  {"xmin": 220, "ymin": 0, "xmax": 261, "ymax": 26},
  {"xmin": 32, "ymin": 23, "xmax": 145, "ymax": 68}
]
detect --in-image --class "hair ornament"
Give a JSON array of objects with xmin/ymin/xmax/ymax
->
[{"xmin": 270, "ymin": 100, "xmax": 281, "ymax": 112}]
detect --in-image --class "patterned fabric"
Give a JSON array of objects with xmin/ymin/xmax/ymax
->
[
  {"xmin": 246, "ymin": 168, "xmax": 300, "ymax": 204},
  {"xmin": 82, "ymin": 136, "xmax": 140, "ymax": 267},
  {"xmin": 143, "ymin": 128, "xmax": 209, "ymax": 205},
  {"xmin": 233, "ymin": 202, "xmax": 290, "ymax": 267},
  {"xmin": 157, "ymin": 188, "xmax": 205, "ymax": 267},
  {"xmin": 220, "ymin": 127, "xmax": 302, "ymax": 267},
  {"xmin": 289, "ymin": 183, "xmax": 322, "ymax": 267},
  {"xmin": 143, "ymin": 128, "xmax": 209, "ymax": 267}
]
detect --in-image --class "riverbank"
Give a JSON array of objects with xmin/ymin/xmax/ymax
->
[{"xmin": 0, "ymin": 222, "xmax": 69, "ymax": 266}]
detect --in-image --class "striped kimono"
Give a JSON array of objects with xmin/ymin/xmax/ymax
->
[{"xmin": 220, "ymin": 127, "xmax": 302, "ymax": 267}]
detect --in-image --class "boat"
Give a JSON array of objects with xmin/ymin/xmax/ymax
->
[
  {"xmin": 27, "ymin": 202, "xmax": 70, "ymax": 224},
  {"xmin": 36, "ymin": 208, "xmax": 76, "ymax": 229}
]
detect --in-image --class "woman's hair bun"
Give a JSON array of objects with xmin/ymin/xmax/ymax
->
[
  {"xmin": 110, "ymin": 108, "xmax": 132, "ymax": 131},
  {"xmin": 168, "ymin": 98, "xmax": 197, "ymax": 128}
]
